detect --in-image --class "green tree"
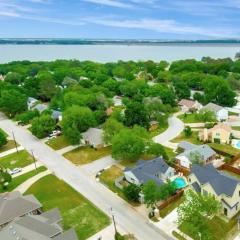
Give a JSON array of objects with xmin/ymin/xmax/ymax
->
[
  {"xmin": 0, "ymin": 89, "xmax": 27, "ymax": 117},
  {"xmin": 146, "ymin": 143, "xmax": 168, "ymax": 160},
  {"xmin": 142, "ymin": 180, "xmax": 160, "ymax": 208},
  {"xmin": 16, "ymin": 110, "xmax": 40, "ymax": 125},
  {"xmin": 196, "ymin": 109, "xmax": 216, "ymax": 122},
  {"xmin": 177, "ymin": 190, "xmax": 221, "ymax": 240},
  {"xmin": 62, "ymin": 105, "xmax": 96, "ymax": 145},
  {"xmin": 112, "ymin": 128, "xmax": 145, "ymax": 161},
  {"xmin": 0, "ymin": 170, "xmax": 12, "ymax": 189},
  {"xmin": 183, "ymin": 126, "xmax": 192, "ymax": 137},
  {"xmin": 124, "ymin": 101, "xmax": 150, "ymax": 129},
  {"xmin": 31, "ymin": 114, "xmax": 55, "ymax": 138},
  {"xmin": 103, "ymin": 118, "xmax": 125, "ymax": 144},
  {"xmin": 189, "ymin": 151, "xmax": 202, "ymax": 165},
  {"xmin": 123, "ymin": 183, "xmax": 141, "ymax": 203},
  {"xmin": 158, "ymin": 181, "xmax": 177, "ymax": 200},
  {"xmin": 0, "ymin": 130, "xmax": 7, "ymax": 148}
]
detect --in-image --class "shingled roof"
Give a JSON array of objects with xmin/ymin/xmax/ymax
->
[{"xmin": 191, "ymin": 164, "xmax": 240, "ymax": 197}]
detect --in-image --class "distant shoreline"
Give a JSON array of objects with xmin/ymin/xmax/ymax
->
[{"xmin": 2, "ymin": 39, "xmax": 240, "ymax": 45}]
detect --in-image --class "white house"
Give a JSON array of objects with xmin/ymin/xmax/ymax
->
[
  {"xmin": 113, "ymin": 96, "xmax": 122, "ymax": 107},
  {"xmin": 202, "ymin": 102, "xmax": 228, "ymax": 121},
  {"xmin": 124, "ymin": 158, "xmax": 175, "ymax": 186},
  {"xmin": 82, "ymin": 128, "xmax": 105, "ymax": 149}
]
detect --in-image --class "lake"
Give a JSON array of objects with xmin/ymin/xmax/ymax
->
[{"xmin": 1, "ymin": 44, "xmax": 240, "ymax": 63}]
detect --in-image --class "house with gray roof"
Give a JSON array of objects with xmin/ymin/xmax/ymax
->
[
  {"xmin": 51, "ymin": 110, "xmax": 62, "ymax": 122},
  {"xmin": 82, "ymin": 128, "xmax": 105, "ymax": 149},
  {"xmin": 33, "ymin": 103, "xmax": 48, "ymax": 114},
  {"xmin": 27, "ymin": 97, "xmax": 38, "ymax": 110},
  {"xmin": 0, "ymin": 208, "xmax": 78, "ymax": 240},
  {"xmin": 176, "ymin": 141, "xmax": 216, "ymax": 169},
  {"xmin": 202, "ymin": 102, "xmax": 228, "ymax": 121},
  {"xmin": 124, "ymin": 157, "xmax": 175, "ymax": 186},
  {"xmin": 0, "ymin": 191, "xmax": 42, "ymax": 228},
  {"xmin": 189, "ymin": 164, "xmax": 240, "ymax": 218}
]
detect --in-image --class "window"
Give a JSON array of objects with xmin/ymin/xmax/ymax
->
[{"xmin": 202, "ymin": 190, "xmax": 208, "ymax": 196}]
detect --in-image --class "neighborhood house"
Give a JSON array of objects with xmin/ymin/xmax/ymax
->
[
  {"xmin": 189, "ymin": 164, "xmax": 240, "ymax": 218},
  {"xmin": 202, "ymin": 102, "xmax": 228, "ymax": 121},
  {"xmin": 113, "ymin": 96, "xmax": 123, "ymax": 107},
  {"xmin": 0, "ymin": 191, "xmax": 42, "ymax": 229},
  {"xmin": 82, "ymin": 128, "xmax": 105, "ymax": 149},
  {"xmin": 178, "ymin": 99, "xmax": 202, "ymax": 113},
  {"xmin": 124, "ymin": 157, "xmax": 175, "ymax": 186},
  {"xmin": 176, "ymin": 141, "xmax": 216, "ymax": 169},
  {"xmin": 199, "ymin": 123, "xmax": 232, "ymax": 144},
  {"xmin": 27, "ymin": 97, "xmax": 38, "ymax": 110}
]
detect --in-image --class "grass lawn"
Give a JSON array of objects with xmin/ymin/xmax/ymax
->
[
  {"xmin": 164, "ymin": 147, "xmax": 176, "ymax": 159},
  {"xmin": 1, "ymin": 166, "xmax": 47, "ymax": 193},
  {"xmin": 232, "ymin": 126, "xmax": 240, "ymax": 131},
  {"xmin": 208, "ymin": 143, "xmax": 240, "ymax": 156},
  {"xmin": 46, "ymin": 135, "xmax": 70, "ymax": 150},
  {"xmin": 229, "ymin": 111, "xmax": 239, "ymax": 116},
  {"xmin": 172, "ymin": 231, "xmax": 187, "ymax": 240},
  {"xmin": 0, "ymin": 140, "xmax": 17, "ymax": 153},
  {"xmin": 25, "ymin": 174, "xmax": 110, "ymax": 240},
  {"xmin": 180, "ymin": 215, "xmax": 238, "ymax": 240},
  {"xmin": 171, "ymin": 131, "xmax": 201, "ymax": 145},
  {"xmin": 99, "ymin": 165, "xmax": 125, "ymax": 198},
  {"xmin": 159, "ymin": 196, "xmax": 184, "ymax": 218},
  {"xmin": 178, "ymin": 113, "xmax": 202, "ymax": 123},
  {"xmin": 64, "ymin": 146, "xmax": 112, "ymax": 165},
  {"xmin": 150, "ymin": 124, "xmax": 169, "ymax": 138},
  {"xmin": 0, "ymin": 150, "xmax": 34, "ymax": 169},
  {"xmin": 221, "ymin": 170, "xmax": 240, "ymax": 180}
]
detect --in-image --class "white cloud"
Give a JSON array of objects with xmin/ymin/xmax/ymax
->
[
  {"xmin": 84, "ymin": 17, "xmax": 240, "ymax": 38},
  {"xmin": 83, "ymin": 0, "xmax": 134, "ymax": 9}
]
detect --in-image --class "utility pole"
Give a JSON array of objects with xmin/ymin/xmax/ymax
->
[
  {"xmin": 31, "ymin": 150, "xmax": 37, "ymax": 170},
  {"xmin": 110, "ymin": 207, "xmax": 117, "ymax": 235},
  {"xmin": 12, "ymin": 131, "xmax": 19, "ymax": 154}
]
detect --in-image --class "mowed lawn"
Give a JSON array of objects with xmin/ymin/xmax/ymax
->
[
  {"xmin": 0, "ymin": 150, "xmax": 33, "ymax": 169},
  {"xmin": 171, "ymin": 131, "xmax": 201, "ymax": 145},
  {"xmin": 64, "ymin": 146, "xmax": 112, "ymax": 165},
  {"xmin": 46, "ymin": 135, "xmax": 71, "ymax": 150},
  {"xmin": 1, "ymin": 166, "xmax": 47, "ymax": 193},
  {"xmin": 178, "ymin": 113, "xmax": 202, "ymax": 123},
  {"xmin": 0, "ymin": 140, "xmax": 17, "ymax": 153},
  {"xmin": 25, "ymin": 174, "xmax": 110, "ymax": 240}
]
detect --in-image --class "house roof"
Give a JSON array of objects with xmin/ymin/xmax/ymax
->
[
  {"xmin": 179, "ymin": 99, "xmax": 196, "ymax": 108},
  {"xmin": 33, "ymin": 104, "xmax": 48, "ymax": 113},
  {"xmin": 0, "ymin": 210, "xmax": 77, "ymax": 240},
  {"xmin": 0, "ymin": 191, "xmax": 42, "ymax": 226},
  {"xmin": 203, "ymin": 102, "xmax": 224, "ymax": 113},
  {"xmin": 41, "ymin": 208, "xmax": 61, "ymax": 224},
  {"xmin": 51, "ymin": 110, "xmax": 62, "ymax": 120},
  {"xmin": 177, "ymin": 141, "xmax": 216, "ymax": 162},
  {"xmin": 82, "ymin": 128, "xmax": 104, "ymax": 146},
  {"xmin": 210, "ymin": 123, "xmax": 231, "ymax": 133},
  {"xmin": 178, "ymin": 141, "xmax": 197, "ymax": 151},
  {"xmin": 191, "ymin": 164, "xmax": 240, "ymax": 197},
  {"xmin": 124, "ymin": 157, "xmax": 173, "ymax": 186}
]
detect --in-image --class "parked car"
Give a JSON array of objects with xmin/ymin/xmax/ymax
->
[{"xmin": 8, "ymin": 168, "xmax": 22, "ymax": 175}]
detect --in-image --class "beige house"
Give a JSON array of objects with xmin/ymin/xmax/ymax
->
[
  {"xmin": 189, "ymin": 164, "xmax": 240, "ymax": 218},
  {"xmin": 178, "ymin": 99, "xmax": 202, "ymax": 113},
  {"xmin": 199, "ymin": 123, "xmax": 231, "ymax": 144}
]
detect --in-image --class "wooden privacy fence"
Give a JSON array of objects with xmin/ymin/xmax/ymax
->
[
  {"xmin": 218, "ymin": 163, "xmax": 240, "ymax": 175},
  {"xmin": 157, "ymin": 189, "xmax": 184, "ymax": 211}
]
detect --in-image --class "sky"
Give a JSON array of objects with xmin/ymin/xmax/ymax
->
[{"xmin": 1, "ymin": 0, "xmax": 240, "ymax": 39}]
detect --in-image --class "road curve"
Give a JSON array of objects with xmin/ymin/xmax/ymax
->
[
  {"xmin": 153, "ymin": 116, "xmax": 184, "ymax": 148},
  {"xmin": 0, "ymin": 113, "xmax": 173, "ymax": 240}
]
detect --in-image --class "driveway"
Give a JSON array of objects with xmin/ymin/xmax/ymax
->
[
  {"xmin": 0, "ymin": 113, "xmax": 173, "ymax": 240},
  {"xmin": 153, "ymin": 116, "xmax": 184, "ymax": 149}
]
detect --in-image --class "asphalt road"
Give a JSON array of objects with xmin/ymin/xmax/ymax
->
[{"xmin": 0, "ymin": 113, "xmax": 173, "ymax": 240}]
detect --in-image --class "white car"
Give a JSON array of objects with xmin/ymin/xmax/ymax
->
[{"xmin": 9, "ymin": 168, "xmax": 22, "ymax": 175}]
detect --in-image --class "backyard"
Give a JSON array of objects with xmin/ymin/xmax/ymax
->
[
  {"xmin": 0, "ymin": 150, "xmax": 34, "ymax": 169},
  {"xmin": 208, "ymin": 143, "xmax": 240, "ymax": 156},
  {"xmin": 46, "ymin": 135, "xmax": 71, "ymax": 150},
  {"xmin": 171, "ymin": 131, "xmax": 201, "ymax": 145},
  {"xmin": 25, "ymin": 174, "xmax": 110, "ymax": 240},
  {"xmin": 64, "ymin": 146, "xmax": 112, "ymax": 165}
]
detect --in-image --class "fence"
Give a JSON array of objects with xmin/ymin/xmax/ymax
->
[
  {"xmin": 157, "ymin": 189, "xmax": 184, "ymax": 210},
  {"xmin": 218, "ymin": 163, "xmax": 240, "ymax": 175},
  {"xmin": 174, "ymin": 164, "xmax": 190, "ymax": 176}
]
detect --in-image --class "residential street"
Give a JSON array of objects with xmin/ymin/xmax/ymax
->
[
  {"xmin": 153, "ymin": 115, "xmax": 184, "ymax": 149},
  {"xmin": 0, "ymin": 113, "xmax": 173, "ymax": 240}
]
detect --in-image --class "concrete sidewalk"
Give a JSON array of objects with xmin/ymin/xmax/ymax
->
[
  {"xmin": 0, "ymin": 146, "xmax": 24, "ymax": 158},
  {"xmin": 12, "ymin": 162, "xmax": 44, "ymax": 178},
  {"xmin": 56, "ymin": 145, "xmax": 80, "ymax": 155}
]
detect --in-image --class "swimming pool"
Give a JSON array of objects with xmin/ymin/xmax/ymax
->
[
  {"xmin": 232, "ymin": 139, "xmax": 240, "ymax": 149},
  {"xmin": 173, "ymin": 177, "xmax": 187, "ymax": 189}
]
